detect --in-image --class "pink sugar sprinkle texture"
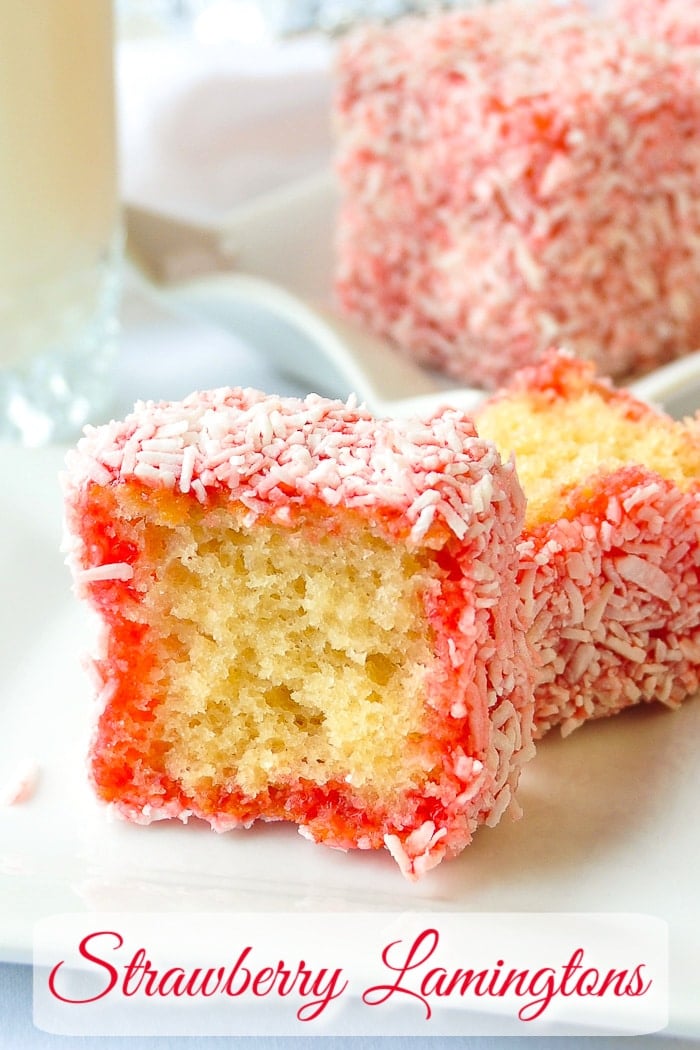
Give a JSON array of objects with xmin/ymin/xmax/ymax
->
[{"xmin": 334, "ymin": 1, "xmax": 700, "ymax": 389}]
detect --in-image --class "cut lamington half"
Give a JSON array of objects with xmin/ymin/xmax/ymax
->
[
  {"xmin": 63, "ymin": 387, "xmax": 535, "ymax": 879},
  {"xmin": 478, "ymin": 350, "xmax": 700, "ymax": 737}
]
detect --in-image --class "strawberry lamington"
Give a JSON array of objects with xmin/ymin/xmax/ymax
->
[
  {"xmin": 334, "ymin": 1, "xmax": 700, "ymax": 388},
  {"xmin": 63, "ymin": 388, "xmax": 535, "ymax": 880},
  {"xmin": 478, "ymin": 350, "xmax": 700, "ymax": 737}
]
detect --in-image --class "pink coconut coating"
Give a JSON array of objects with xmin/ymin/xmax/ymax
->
[
  {"xmin": 614, "ymin": 0, "xmax": 700, "ymax": 51},
  {"xmin": 66, "ymin": 387, "xmax": 519, "ymax": 551},
  {"xmin": 334, "ymin": 1, "xmax": 700, "ymax": 389},
  {"xmin": 484, "ymin": 352, "xmax": 700, "ymax": 737},
  {"xmin": 522, "ymin": 476, "xmax": 700, "ymax": 736},
  {"xmin": 64, "ymin": 387, "xmax": 536, "ymax": 879}
]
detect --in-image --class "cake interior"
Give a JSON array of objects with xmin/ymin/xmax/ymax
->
[
  {"xmin": 478, "ymin": 387, "xmax": 700, "ymax": 529},
  {"xmin": 95, "ymin": 487, "xmax": 443, "ymax": 809}
]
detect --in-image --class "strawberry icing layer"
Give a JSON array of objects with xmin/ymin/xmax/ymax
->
[
  {"xmin": 334, "ymin": 1, "xmax": 700, "ymax": 389},
  {"xmin": 64, "ymin": 387, "xmax": 536, "ymax": 880}
]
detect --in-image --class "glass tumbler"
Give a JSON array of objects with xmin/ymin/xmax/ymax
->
[{"xmin": 0, "ymin": 0, "xmax": 121, "ymax": 445}]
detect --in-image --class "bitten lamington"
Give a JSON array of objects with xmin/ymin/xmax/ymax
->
[
  {"xmin": 63, "ymin": 388, "xmax": 535, "ymax": 879},
  {"xmin": 478, "ymin": 350, "xmax": 700, "ymax": 737},
  {"xmin": 335, "ymin": 1, "xmax": 700, "ymax": 388}
]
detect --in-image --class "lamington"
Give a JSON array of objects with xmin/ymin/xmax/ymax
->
[
  {"xmin": 334, "ymin": 1, "xmax": 700, "ymax": 388},
  {"xmin": 63, "ymin": 387, "xmax": 535, "ymax": 880},
  {"xmin": 477, "ymin": 350, "xmax": 700, "ymax": 737}
]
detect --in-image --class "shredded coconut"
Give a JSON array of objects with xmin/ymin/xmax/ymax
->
[
  {"xmin": 63, "ymin": 388, "xmax": 510, "ymax": 550},
  {"xmin": 335, "ymin": 2, "xmax": 700, "ymax": 388},
  {"xmin": 491, "ymin": 353, "xmax": 700, "ymax": 737},
  {"xmin": 63, "ymin": 383, "xmax": 536, "ymax": 880}
]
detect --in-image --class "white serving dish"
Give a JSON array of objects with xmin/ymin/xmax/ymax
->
[
  {"xmin": 2, "ymin": 174, "xmax": 700, "ymax": 1038},
  {"xmin": 128, "ymin": 170, "xmax": 700, "ymax": 421}
]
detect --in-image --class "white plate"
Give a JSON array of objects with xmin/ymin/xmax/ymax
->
[
  {"xmin": 3, "ymin": 200, "xmax": 700, "ymax": 1037},
  {"xmin": 2, "ymin": 437, "xmax": 700, "ymax": 1036}
]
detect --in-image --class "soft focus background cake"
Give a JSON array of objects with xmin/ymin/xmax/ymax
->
[
  {"xmin": 334, "ymin": 0, "xmax": 700, "ymax": 389},
  {"xmin": 478, "ymin": 350, "xmax": 700, "ymax": 737},
  {"xmin": 63, "ymin": 387, "xmax": 535, "ymax": 879},
  {"xmin": 614, "ymin": 0, "xmax": 700, "ymax": 52}
]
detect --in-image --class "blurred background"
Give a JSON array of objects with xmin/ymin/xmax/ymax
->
[
  {"xmin": 117, "ymin": 0, "xmax": 338, "ymax": 223},
  {"xmin": 116, "ymin": 0, "xmax": 491, "ymax": 223}
]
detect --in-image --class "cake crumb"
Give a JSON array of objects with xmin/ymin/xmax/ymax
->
[{"xmin": 0, "ymin": 761, "xmax": 40, "ymax": 807}]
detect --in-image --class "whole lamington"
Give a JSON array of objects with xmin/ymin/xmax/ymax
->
[{"xmin": 335, "ymin": 1, "xmax": 700, "ymax": 388}]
